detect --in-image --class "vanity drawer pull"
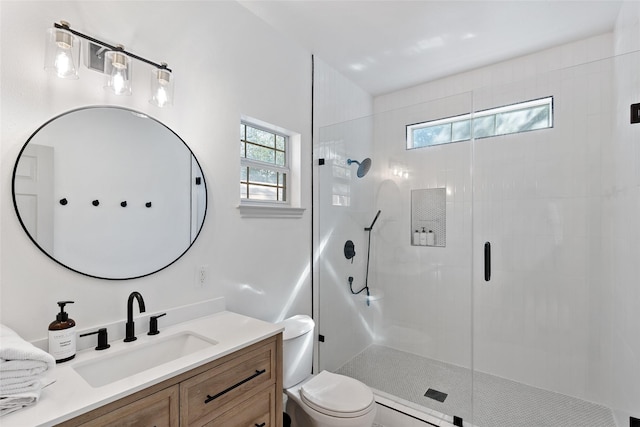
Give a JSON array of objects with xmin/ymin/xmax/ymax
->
[
  {"xmin": 204, "ymin": 369, "xmax": 267, "ymax": 404},
  {"xmin": 255, "ymin": 423, "xmax": 266, "ymax": 427}
]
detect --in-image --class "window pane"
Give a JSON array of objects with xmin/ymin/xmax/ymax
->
[
  {"xmin": 412, "ymin": 123, "xmax": 451, "ymax": 148},
  {"xmin": 495, "ymin": 105, "xmax": 549, "ymax": 135},
  {"xmin": 240, "ymin": 141, "xmax": 245, "ymax": 157},
  {"xmin": 248, "ymin": 184, "xmax": 278, "ymax": 201},
  {"xmin": 452, "ymin": 120, "xmax": 471, "ymax": 142},
  {"xmin": 276, "ymin": 151, "xmax": 285, "ymax": 166},
  {"xmin": 240, "ymin": 183, "xmax": 248, "ymax": 199},
  {"xmin": 276, "ymin": 135, "xmax": 285, "ymax": 150},
  {"xmin": 246, "ymin": 143, "xmax": 275, "ymax": 164},
  {"xmin": 246, "ymin": 126, "xmax": 275, "ymax": 148},
  {"xmin": 240, "ymin": 167, "xmax": 247, "ymax": 181},
  {"xmin": 473, "ymin": 115, "xmax": 495, "ymax": 138},
  {"xmin": 240, "ymin": 123, "xmax": 246, "ymax": 139},
  {"xmin": 249, "ymin": 167, "xmax": 278, "ymax": 185}
]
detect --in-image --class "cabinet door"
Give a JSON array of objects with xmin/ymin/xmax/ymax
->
[
  {"xmin": 79, "ymin": 385, "xmax": 179, "ymax": 427},
  {"xmin": 202, "ymin": 385, "xmax": 276, "ymax": 427}
]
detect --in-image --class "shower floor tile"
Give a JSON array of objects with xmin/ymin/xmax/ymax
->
[{"xmin": 335, "ymin": 345, "xmax": 615, "ymax": 427}]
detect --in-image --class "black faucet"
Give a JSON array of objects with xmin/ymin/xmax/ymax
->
[{"xmin": 124, "ymin": 291, "xmax": 146, "ymax": 342}]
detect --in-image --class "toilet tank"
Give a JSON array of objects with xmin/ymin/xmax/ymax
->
[{"xmin": 277, "ymin": 315, "xmax": 315, "ymax": 388}]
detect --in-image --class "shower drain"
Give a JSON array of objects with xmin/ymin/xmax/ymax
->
[{"xmin": 424, "ymin": 388, "xmax": 448, "ymax": 402}]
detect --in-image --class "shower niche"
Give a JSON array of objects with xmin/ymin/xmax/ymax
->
[{"xmin": 411, "ymin": 188, "xmax": 446, "ymax": 247}]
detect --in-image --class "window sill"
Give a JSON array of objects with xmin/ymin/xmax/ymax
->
[{"xmin": 237, "ymin": 204, "xmax": 306, "ymax": 219}]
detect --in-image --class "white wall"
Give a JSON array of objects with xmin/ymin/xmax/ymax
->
[{"xmin": 0, "ymin": 1, "xmax": 312, "ymax": 343}]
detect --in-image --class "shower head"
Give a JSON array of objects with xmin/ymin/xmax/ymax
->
[{"xmin": 347, "ymin": 158, "xmax": 372, "ymax": 178}]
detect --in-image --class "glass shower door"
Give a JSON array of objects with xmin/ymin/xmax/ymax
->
[{"xmin": 471, "ymin": 58, "xmax": 617, "ymax": 426}]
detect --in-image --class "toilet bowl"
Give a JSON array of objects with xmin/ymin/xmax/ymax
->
[{"xmin": 278, "ymin": 315, "xmax": 376, "ymax": 427}]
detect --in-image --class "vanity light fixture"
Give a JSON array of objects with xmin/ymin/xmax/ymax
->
[{"xmin": 45, "ymin": 21, "xmax": 174, "ymax": 106}]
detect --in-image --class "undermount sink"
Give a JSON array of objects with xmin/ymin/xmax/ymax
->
[{"xmin": 73, "ymin": 331, "xmax": 217, "ymax": 387}]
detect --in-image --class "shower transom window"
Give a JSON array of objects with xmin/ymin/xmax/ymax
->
[
  {"xmin": 240, "ymin": 121, "xmax": 289, "ymax": 203},
  {"xmin": 406, "ymin": 96, "xmax": 553, "ymax": 149}
]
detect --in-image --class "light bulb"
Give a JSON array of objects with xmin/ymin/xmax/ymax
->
[
  {"xmin": 111, "ymin": 68, "xmax": 127, "ymax": 94},
  {"xmin": 54, "ymin": 51, "xmax": 74, "ymax": 78},
  {"xmin": 154, "ymin": 86, "xmax": 168, "ymax": 107}
]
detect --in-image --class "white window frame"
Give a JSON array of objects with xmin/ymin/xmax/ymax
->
[
  {"xmin": 238, "ymin": 117, "xmax": 305, "ymax": 218},
  {"xmin": 406, "ymin": 96, "xmax": 553, "ymax": 149},
  {"xmin": 240, "ymin": 121, "xmax": 290, "ymax": 205}
]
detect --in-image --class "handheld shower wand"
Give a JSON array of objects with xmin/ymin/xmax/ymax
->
[{"xmin": 349, "ymin": 210, "xmax": 382, "ymax": 306}]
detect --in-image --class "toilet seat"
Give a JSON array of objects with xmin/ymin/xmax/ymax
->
[{"xmin": 300, "ymin": 371, "xmax": 375, "ymax": 418}]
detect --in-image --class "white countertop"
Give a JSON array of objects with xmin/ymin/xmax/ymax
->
[{"xmin": 2, "ymin": 311, "xmax": 283, "ymax": 427}]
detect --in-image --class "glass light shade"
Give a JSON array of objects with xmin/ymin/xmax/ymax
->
[
  {"xmin": 44, "ymin": 27, "xmax": 80, "ymax": 79},
  {"xmin": 149, "ymin": 67, "xmax": 174, "ymax": 107},
  {"xmin": 104, "ymin": 50, "xmax": 132, "ymax": 95}
]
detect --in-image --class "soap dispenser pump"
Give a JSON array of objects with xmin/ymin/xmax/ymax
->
[{"xmin": 48, "ymin": 301, "xmax": 76, "ymax": 363}]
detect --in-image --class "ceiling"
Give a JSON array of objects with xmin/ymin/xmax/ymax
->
[{"xmin": 238, "ymin": 0, "xmax": 624, "ymax": 96}]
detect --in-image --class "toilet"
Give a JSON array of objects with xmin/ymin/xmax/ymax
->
[{"xmin": 278, "ymin": 315, "xmax": 377, "ymax": 427}]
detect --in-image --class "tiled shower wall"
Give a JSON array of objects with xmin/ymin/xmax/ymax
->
[{"xmin": 604, "ymin": 2, "xmax": 640, "ymax": 424}]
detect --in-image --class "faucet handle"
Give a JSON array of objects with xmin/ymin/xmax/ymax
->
[
  {"xmin": 80, "ymin": 328, "xmax": 110, "ymax": 351},
  {"xmin": 148, "ymin": 313, "xmax": 167, "ymax": 336}
]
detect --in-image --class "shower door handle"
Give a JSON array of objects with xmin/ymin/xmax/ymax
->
[{"xmin": 484, "ymin": 242, "xmax": 491, "ymax": 281}]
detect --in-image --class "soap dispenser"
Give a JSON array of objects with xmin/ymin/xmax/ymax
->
[
  {"xmin": 426, "ymin": 230, "xmax": 435, "ymax": 246},
  {"xmin": 413, "ymin": 229, "xmax": 420, "ymax": 246},
  {"xmin": 48, "ymin": 301, "xmax": 76, "ymax": 363},
  {"xmin": 419, "ymin": 227, "xmax": 428, "ymax": 246}
]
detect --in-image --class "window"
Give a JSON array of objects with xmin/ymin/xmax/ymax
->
[
  {"xmin": 407, "ymin": 96, "xmax": 553, "ymax": 149},
  {"xmin": 240, "ymin": 122, "xmax": 289, "ymax": 203}
]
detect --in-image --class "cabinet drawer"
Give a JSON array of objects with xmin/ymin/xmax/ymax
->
[
  {"xmin": 181, "ymin": 341, "xmax": 276, "ymax": 426},
  {"xmin": 79, "ymin": 384, "xmax": 179, "ymax": 427},
  {"xmin": 203, "ymin": 385, "xmax": 275, "ymax": 427}
]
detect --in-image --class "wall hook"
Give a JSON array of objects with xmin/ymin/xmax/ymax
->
[
  {"xmin": 120, "ymin": 201, "xmax": 127, "ymax": 207},
  {"xmin": 92, "ymin": 199, "xmax": 100, "ymax": 206},
  {"xmin": 145, "ymin": 202, "xmax": 152, "ymax": 208},
  {"xmin": 59, "ymin": 198, "xmax": 68, "ymax": 206}
]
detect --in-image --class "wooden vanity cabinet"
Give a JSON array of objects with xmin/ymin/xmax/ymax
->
[{"xmin": 58, "ymin": 334, "xmax": 282, "ymax": 427}]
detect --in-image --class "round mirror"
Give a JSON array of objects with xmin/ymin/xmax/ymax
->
[{"xmin": 12, "ymin": 106, "xmax": 207, "ymax": 280}]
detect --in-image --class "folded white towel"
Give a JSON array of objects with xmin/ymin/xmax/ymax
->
[
  {"xmin": 0, "ymin": 326, "xmax": 57, "ymax": 417},
  {"xmin": 0, "ymin": 325, "xmax": 55, "ymax": 373},
  {"xmin": 0, "ymin": 381, "xmax": 42, "ymax": 417},
  {"xmin": 0, "ymin": 376, "xmax": 41, "ymax": 394},
  {"xmin": 0, "ymin": 359, "xmax": 51, "ymax": 379}
]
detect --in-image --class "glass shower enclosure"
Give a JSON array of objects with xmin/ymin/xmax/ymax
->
[{"xmin": 315, "ymin": 51, "xmax": 636, "ymax": 426}]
